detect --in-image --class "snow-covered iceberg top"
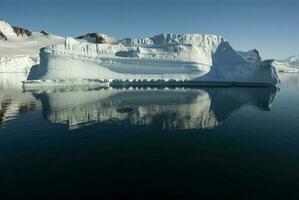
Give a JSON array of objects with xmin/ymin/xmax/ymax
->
[{"xmin": 26, "ymin": 33, "xmax": 280, "ymax": 86}]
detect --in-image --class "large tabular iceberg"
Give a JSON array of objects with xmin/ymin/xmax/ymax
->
[{"xmin": 26, "ymin": 33, "xmax": 280, "ymax": 86}]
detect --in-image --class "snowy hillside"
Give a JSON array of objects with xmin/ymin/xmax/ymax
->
[
  {"xmin": 26, "ymin": 33, "xmax": 279, "ymax": 85},
  {"xmin": 0, "ymin": 20, "xmax": 18, "ymax": 40},
  {"xmin": 0, "ymin": 20, "xmax": 64, "ymax": 73},
  {"xmin": 273, "ymin": 55, "xmax": 299, "ymax": 73}
]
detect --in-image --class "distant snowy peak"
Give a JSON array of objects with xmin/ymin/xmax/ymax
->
[
  {"xmin": 0, "ymin": 20, "xmax": 54, "ymax": 41},
  {"xmin": 237, "ymin": 49, "xmax": 262, "ymax": 63},
  {"xmin": 280, "ymin": 55, "xmax": 299, "ymax": 66},
  {"xmin": 120, "ymin": 33, "xmax": 224, "ymax": 47},
  {"xmin": 76, "ymin": 33, "xmax": 119, "ymax": 44},
  {"xmin": 0, "ymin": 20, "xmax": 32, "ymax": 40},
  {"xmin": 0, "ymin": 20, "xmax": 64, "ymax": 72},
  {"xmin": 0, "ymin": 20, "xmax": 17, "ymax": 40},
  {"xmin": 273, "ymin": 54, "xmax": 299, "ymax": 73}
]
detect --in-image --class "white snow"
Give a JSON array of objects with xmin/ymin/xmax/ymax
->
[
  {"xmin": 77, "ymin": 33, "xmax": 119, "ymax": 44},
  {"xmin": 26, "ymin": 34, "xmax": 279, "ymax": 85},
  {"xmin": 273, "ymin": 55, "xmax": 299, "ymax": 73},
  {"xmin": 0, "ymin": 20, "xmax": 64, "ymax": 72},
  {"xmin": 0, "ymin": 20, "xmax": 281, "ymax": 84},
  {"xmin": 0, "ymin": 20, "xmax": 17, "ymax": 39},
  {"xmin": 0, "ymin": 56, "xmax": 36, "ymax": 73}
]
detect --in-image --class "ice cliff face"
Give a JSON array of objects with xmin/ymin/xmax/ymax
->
[
  {"xmin": 27, "ymin": 33, "xmax": 279, "ymax": 84},
  {"xmin": 61, "ymin": 34, "xmax": 223, "ymax": 65},
  {"xmin": 0, "ymin": 20, "xmax": 64, "ymax": 73},
  {"xmin": 121, "ymin": 33, "xmax": 223, "ymax": 47}
]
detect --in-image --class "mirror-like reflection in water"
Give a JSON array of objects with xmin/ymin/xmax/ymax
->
[
  {"xmin": 30, "ymin": 86, "xmax": 278, "ymax": 130},
  {"xmin": 0, "ymin": 73, "xmax": 36, "ymax": 126},
  {"xmin": 2, "ymin": 73, "xmax": 299, "ymax": 199}
]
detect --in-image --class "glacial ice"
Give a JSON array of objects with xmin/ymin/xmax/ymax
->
[
  {"xmin": 26, "ymin": 34, "xmax": 280, "ymax": 86},
  {"xmin": 0, "ymin": 20, "xmax": 283, "ymax": 84}
]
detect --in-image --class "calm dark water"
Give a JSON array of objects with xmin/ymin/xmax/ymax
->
[{"xmin": 1, "ymin": 73, "xmax": 299, "ymax": 199}]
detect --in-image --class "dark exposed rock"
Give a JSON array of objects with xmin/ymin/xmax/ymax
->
[
  {"xmin": 12, "ymin": 26, "xmax": 32, "ymax": 37},
  {"xmin": 0, "ymin": 31, "xmax": 7, "ymax": 41},
  {"xmin": 76, "ymin": 33, "xmax": 106, "ymax": 43},
  {"xmin": 40, "ymin": 30, "xmax": 49, "ymax": 36},
  {"xmin": 76, "ymin": 35, "xmax": 85, "ymax": 39}
]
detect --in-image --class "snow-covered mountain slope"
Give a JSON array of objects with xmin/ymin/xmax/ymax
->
[
  {"xmin": 31, "ymin": 86, "xmax": 278, "ymax": 130},
  {"xmin": 0, "ymin": 20, "xmax": 64, "ymax": 73},
  {"xmin": 0, "ymin": 20, "xmax": 18, "ymax": 40},
  {"xmin": 27, "ymin": 34, "xmax": 279, "ymax": 85},
  {"xmin": 273, "ymin": 55, "xmax": 299, "ymax": 73},
  {"xmin": 237, "ymin": 49, "xmax": 262, "ymax": 63},
  {"xmin": 77, "ymin": 33, "xmax": 118, "ymax": 44}
]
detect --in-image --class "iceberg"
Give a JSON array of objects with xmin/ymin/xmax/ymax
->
[{"xmin": 26, "ymin": 33, "xmax": 280, "ymax": 86}]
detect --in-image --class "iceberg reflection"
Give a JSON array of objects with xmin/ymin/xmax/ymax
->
[
  {"xmin": 0, "ymin": 73, "xmax": 36, "ymax": 125},
  {"xmin": 32, "ymin": 86, "xmax": 278, "ymax": 130}
]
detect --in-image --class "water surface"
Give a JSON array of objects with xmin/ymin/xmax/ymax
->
[{"xmin": 1, "ymin": 73, "xmax": 299, "ymax": 199}]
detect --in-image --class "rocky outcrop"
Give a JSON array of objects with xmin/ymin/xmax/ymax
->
[
  {"xmin": 40, "ymin": 30, "xmax": 49, "ymax": 36},
  {"xmin": 0, "ymin": 31, "xmax": 7, "ymax": 41},
  {"xmin": 77, "ymin": 33, "xmax": 106, "ymax": 43},
  {"xmin": 12, "ymin": 26, "xmax": 32, "ymax": 37},
  {"xmin": 76, "ymin": 33, "xmax": 118, "ymax": 44}
]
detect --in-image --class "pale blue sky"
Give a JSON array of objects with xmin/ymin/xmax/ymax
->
[{"xmin": 0, "ymin": 0, "xmax": 298, "ymax": 59}]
